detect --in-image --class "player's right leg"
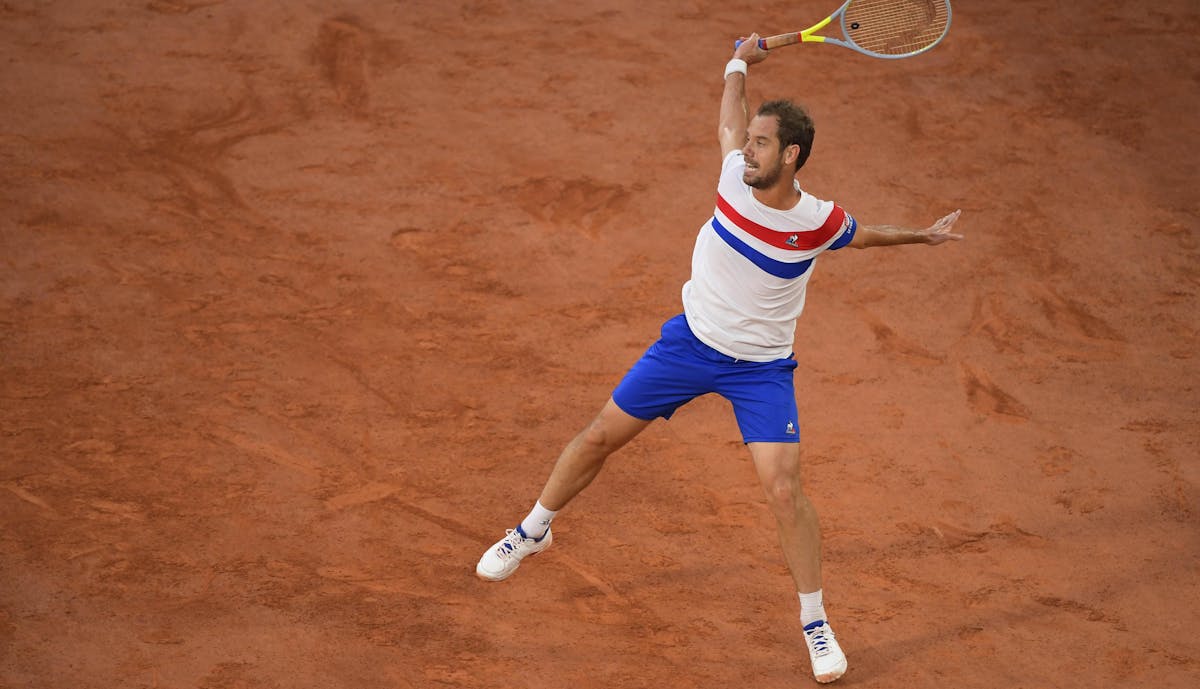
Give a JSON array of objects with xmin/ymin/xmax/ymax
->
[
  {"xmin": 536, "ymin": 398, "xmax": 652, "ymax": 511},
  {"xmin": 476, "ymin": 314, "xmax": 709, "ymax": 582},
  {"xmin": 475, "ymin": 399, "xmax": 650, "ymax": 582}
]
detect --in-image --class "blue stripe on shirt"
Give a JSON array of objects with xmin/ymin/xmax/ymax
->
[
  {"xmin": 828, "ymin": 214, "xmax": 858, "ymax": 250},
  {"xmin": 710, "ymin": 217, "xmax": 813, "ymax": 279}
]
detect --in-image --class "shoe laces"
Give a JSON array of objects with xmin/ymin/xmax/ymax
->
[
  {"xmin": 804, "ymin": 621, "xmax": 837, "ymax": 658},
  {"xmin": 495, "ymin": 529, "xmax": 529, "ymax": 560}
]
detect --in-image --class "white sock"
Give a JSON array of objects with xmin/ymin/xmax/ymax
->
[
  {"xmin": 518, "ymin": 501, "xmax": 557, "ymax": 540},
  {"xmin": 798, "ymin": 589, "xmax": 827, "ymax": 627}
]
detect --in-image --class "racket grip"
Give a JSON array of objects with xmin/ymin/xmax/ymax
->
[{"xmin": 733, "ymin": 38, "xmax": 769, "ymax": 50}]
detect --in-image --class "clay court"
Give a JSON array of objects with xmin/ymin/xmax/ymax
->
[{"xmin": 2, "ymin": 1, "xmax": 1197, "ymax": 687}]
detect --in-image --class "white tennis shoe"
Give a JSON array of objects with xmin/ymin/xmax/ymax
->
[
  {"xmin": 803, "ymin": 619, "xmax": 848, "ymax": 683},
  {"xmin": 475, "ymin": 526, "xmax": 552, "ymax": 581}
]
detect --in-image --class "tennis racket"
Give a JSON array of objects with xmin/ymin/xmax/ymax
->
[{"xmin": 735, "ymin": 0, "xmax": 952, "ymax": 59}]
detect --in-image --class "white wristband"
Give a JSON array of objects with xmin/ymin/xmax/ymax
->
[{"xmin": 724, "ymin": 58, "xmax": 747, "ymax": 79}]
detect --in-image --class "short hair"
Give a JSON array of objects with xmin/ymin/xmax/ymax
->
[{"xmin": 757, "ymin": 99, "xmax": 815, "ymax": 171}]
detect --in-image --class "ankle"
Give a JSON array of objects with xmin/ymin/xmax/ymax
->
[
  {"xmin": 798, "ymin": 589, "xmax": 827, "ymax": 627},
  {"xmin": 519, "ymin": 500, "xmax": 558, "ymax": 539}
]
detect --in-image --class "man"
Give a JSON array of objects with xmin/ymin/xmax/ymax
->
[{"xmin": 475, "ymin": 34, "xmax": 963, "ymax": 684}]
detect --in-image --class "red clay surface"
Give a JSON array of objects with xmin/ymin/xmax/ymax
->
[{"xmin": 2, "ymin": 2, "xmax": 1198, "ymax": 688}]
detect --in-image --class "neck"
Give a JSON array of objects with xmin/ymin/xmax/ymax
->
[{"xmin": 751, "ymin": 175, "xmax": 801, "ymax": 211}]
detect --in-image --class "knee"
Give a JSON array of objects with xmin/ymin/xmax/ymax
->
[
  {"xmin": 763, "ymin": 473, "xmax": 812, "ymax": 517},
  {"xmin": 578, "ymin": 418, "xmax": 615, "ymax": 457}
]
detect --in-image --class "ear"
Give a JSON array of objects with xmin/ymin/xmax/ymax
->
[{"xmin": 784, "ymin": 143, "xmax": 801, "ymax": 168}]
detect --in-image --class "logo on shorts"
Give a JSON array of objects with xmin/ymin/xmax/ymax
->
[
  {"xmin": 786, "ymin": 421, "xmax": 796, "ymax": 435},
  {"xmin": 786, "ymin": 234, "xmax": 799, "ymax": 247}
]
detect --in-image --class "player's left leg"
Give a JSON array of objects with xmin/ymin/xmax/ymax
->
[
  {"xmin": 748, "ymin": 441, "xmax": 847, "ymax": 684},
  {"xmin": 747, "ymin": 442, "xmax": 823, "ymax": 592},
  {"xmin": 718, "ymin": 354, "xmax": 847, "ymax": 684}
]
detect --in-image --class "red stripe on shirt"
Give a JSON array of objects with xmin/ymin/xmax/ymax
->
[{"xmin": 715, "ymin": 194, "xmax": 845, "ymax": 251}]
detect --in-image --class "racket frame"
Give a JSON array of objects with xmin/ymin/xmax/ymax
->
[{"xmin": 754, "ymin": 0, "xmax": 953, "ymax": 59}]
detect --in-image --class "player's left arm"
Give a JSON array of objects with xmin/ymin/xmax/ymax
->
[{"xmin": 849, "ymin": 209, "xmax": 964, "ymax": 249}]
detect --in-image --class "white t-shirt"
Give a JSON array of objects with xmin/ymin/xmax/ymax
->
[{"xmin": 681, "ymin": 150, "xmax": 857, "ymax": 362}]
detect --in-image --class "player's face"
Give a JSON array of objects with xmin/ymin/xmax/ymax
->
[{"xmin": 742, "ymin": 115, "xmax": 787, "ymax": 189}]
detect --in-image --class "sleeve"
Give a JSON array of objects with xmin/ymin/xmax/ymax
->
[
  {"xmin": 721, "ymin": 149, "xmax": 744, "ymax": 175},
  {"xmin": 826, "ymin": 205, "xmax": 858, "ymax": 251}
]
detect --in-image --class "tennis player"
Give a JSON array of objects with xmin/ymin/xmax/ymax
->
[{"xmin": 476, "ymin": 33, "xmax": 963, "ymax": 684}]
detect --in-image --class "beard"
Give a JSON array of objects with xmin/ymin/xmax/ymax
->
[{"xmin": 744, "ymin": 159, "xmax": 785, "ymax": 189}]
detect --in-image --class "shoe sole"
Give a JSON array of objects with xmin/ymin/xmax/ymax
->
[
  {"xmin": 814, "ymin": 657, "xmax": 847, "ymax": 683},
  {"xmin": 474, "ymin": 565, "xmax": 511, "ymax": 582}
]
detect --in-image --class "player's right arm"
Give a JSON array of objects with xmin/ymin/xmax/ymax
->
[{"xmin": 718, "ymin": 34, "xmax": 768, "ymax": 158}]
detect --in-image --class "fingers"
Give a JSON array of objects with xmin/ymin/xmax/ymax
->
[
  {"xmin": 937, "ymin": 208, "xmax": 962, "ymax": 228},
  {"xmin": 751, "ymin": 32, "xmax": 768, "ymax": 59},
  {"xmin": 735, "ymin": 32, "xmax": 767, "ymax": 62},
  {"xmin": 930, "ymin": 209, "xmax": 962, "ymax": 232},
  {"xmin": 926, "ymin": 209, "xmax": 963, "ymax": 244}
]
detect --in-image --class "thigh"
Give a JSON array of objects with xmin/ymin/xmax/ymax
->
[
  {"xmin": 717, "ymin": 358, "xmax": 801, "ymax": 444},
  {"xmin": 589, "ymin": 397, "xmax": 654, "ymax": 453},
  {"xmin": 611, "ymin": 345, "xmax": 712, "ymax": 420},
  {"xmin": 747, "ymin": 440, "xmax": 804, "ymax": 486},
  {"xmin": 611, "ymin": 317, "xmax": 717, "ymax": 421}
]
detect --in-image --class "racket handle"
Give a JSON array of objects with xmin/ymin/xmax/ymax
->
[
  {"xmin": 733, "ymin": 38, "xmax": 768, "ymax": 50},
  {"xmin": 734, "ymin": 34, "xmax": 803, "ymax": 51}
]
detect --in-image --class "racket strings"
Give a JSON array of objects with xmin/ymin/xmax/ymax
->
[{"xmin": 843, "ymin": 0, "xmax": 949, "ymax": 56}]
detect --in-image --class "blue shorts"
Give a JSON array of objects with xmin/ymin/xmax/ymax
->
[{"xmin": 612, "ymin": 314, "xmax": 800, "ymax": 444}]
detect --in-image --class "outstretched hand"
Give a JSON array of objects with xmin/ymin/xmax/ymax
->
[{"xmin": 922, "ymin": 209, "xmax": 964, "ymax": 245}]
